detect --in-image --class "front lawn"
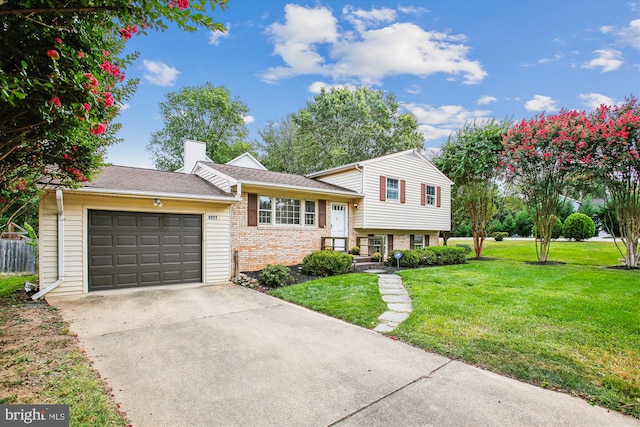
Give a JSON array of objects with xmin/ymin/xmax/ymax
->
[{"xmin": 270, "ymin": 241, "xmax": 640, "ymax": 418}]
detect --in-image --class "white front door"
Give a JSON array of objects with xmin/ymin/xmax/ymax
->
[{"xmin": 331, "ymin": 204, "xmax": 347, "ymax": 251}]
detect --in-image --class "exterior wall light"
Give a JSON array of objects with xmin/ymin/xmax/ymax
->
[{"xmin": 153, "ymin": 198, "xmax": 163, "ymax": 207}]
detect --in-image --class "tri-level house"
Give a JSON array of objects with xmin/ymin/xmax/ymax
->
[{"xmin": 36, "ymin": 140, "xmax": 452, "ymax": 297}]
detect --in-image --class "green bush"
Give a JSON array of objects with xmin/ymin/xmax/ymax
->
[
  {"xmin": 416, "ymin": 248, "xmax": 437, "ymax": 265},
  {"xmin": 387, "ymin": 250, "xmax": 420, "ymax": 268},
  {"xmin": 455, "ymin": 244, "xmax": 472, "ymax": 255},
  {"xmin": 350, "ymin": 246, "xmax": 360, "ymax": 255},
  {"xmin": 259, "ymin": 264, "xmax": 295, "ymax": 288},
  {"xmin": 371, "ymin": 252, "xmax": 383, "ymax": 262},
  {"xmin": 302, "ymin": 250, "xmax": 353, "ymax": 277},
  {"xmin": 493, "ymin": 232, "xmax": 509, "ymax": 241},
  {"xmin": 429, "ymin": 246, "xmax": 467, "ymax": 265},
  {"xmin": 563, "ymin": 213, "xmax": 596, "ymax": 241}
]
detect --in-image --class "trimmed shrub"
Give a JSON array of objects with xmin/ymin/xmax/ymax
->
[
  {"xmin": 387, "ymin": 250, "xmax": 420, "ymax": 268},
  {"xmin": 429, "ymin": 246, "xmax": 467, "ymax": 265},
  {"xmin": 493, "ymin": 232, "xmax": 509, "ymax": 241},
  {"xmin": 371, "ymin": 252, "xmax": 383, "ymax": 262},
  {"xmin": 563, "ymin": 213, "xmax": 596, "ymax": 241},
  {"xmin": 302, "ymin": 250, "xmax": 353, "ymax": 277},
  {"xmin": 350, "ymin": 246, "xmax": 360, "ymax": 255},
  {"xmin": 259, "ymin": 264, "xmax": 294, "ymax": 288},
  {"xmin": 416, "ymin": 248, "xmax": 437, "ymax": 265},
  {"xmin": 455, "ymin": 244, "xmax": 472, "ymax": 255}
]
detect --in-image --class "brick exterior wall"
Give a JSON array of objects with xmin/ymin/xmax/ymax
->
[{"xmin": 231, "ymin": 193, "xmax": 332, "ymax": 273}]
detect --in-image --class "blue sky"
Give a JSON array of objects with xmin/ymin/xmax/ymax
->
[{"xmin": 108, "ymin": 0, "xmax": 640, "ymax": 169}]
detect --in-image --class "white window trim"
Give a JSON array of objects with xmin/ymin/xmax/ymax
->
[
  {"xmin": 425, "ymin": 185, "xmax": 436, "ymax": 206},
  {"xmin": 386, "ymin": 177, "xmax": 400, "ymax": 202},
  {"xmin": 258, "ymin": 196, "xmax": 317, "ymax": 227}
]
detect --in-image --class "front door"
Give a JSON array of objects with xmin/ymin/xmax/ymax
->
[{"xmin": 331, "ymin": 204, "xmax": 347, "ymax": 251}]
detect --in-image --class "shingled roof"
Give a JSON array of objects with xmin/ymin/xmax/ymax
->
[
  {"xmin": 202, "ymin": 162, "xmax": 360, "ymax": 194},
  {"xmin": 77, "ymin": 165, "xmax": 235, "ymax": 199}
]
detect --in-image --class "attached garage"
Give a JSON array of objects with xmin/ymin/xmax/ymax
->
[
  {"xmin": 37, "ymin": 165, "xmax": 239, "ymax": 297},
  {"xmin": 88, "ymin": 211, "xmax": 202, "ymax": 290}
]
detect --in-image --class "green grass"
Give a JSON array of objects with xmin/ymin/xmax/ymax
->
[
  {"xmin": 0, "ymin": 275, "xmax": 129, "ymax": 426},
  {"xmin": 269, "ymin": 273, "xmax": 387, "ymax": 329},
  {"xmin": 269, "ymin": 242, "xmax": 640, "ymax": 418},
  {"xmin": 0, "ymin": 274, "xmax": 37, "ymax": 297},
  {"xmin": 464, "ymin": 238, "xmax": 625, "ymax": 266}
]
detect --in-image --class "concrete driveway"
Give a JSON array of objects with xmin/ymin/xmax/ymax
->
[{"xmin": 48, "ymin": 283, "xmax": 638, "ymax": 427}]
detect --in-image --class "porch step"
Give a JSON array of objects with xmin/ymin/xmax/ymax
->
[{"xmin": 352, "ymin": 261, "xmax": 384, "ymax": 271}]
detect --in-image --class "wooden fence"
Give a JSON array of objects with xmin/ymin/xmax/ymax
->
[{"xmin": 0, "ymin": 240, "xmax": 36, "ymax": 273}]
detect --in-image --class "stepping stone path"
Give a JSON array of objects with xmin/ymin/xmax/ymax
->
[{"xmin": 373, "ymin": 273, "xmax": 412, "ymax": 333}]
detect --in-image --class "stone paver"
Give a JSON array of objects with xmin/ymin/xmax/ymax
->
[{"xmin": 372, "ymin": 273, "xmax": 413, "ymax": 333}]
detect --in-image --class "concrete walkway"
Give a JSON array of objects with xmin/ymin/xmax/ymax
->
[
  {"xmin": 373, "ymin": 274, "xmax": 412, "ymax": 333},
  {"xmin": 47, "ymin": 283, "xmax": 639, "ymax": 427}
]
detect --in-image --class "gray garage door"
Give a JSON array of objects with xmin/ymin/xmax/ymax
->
[{"xmin": 88, "ymin": 210, "xmax": 202, "ymax": 291}]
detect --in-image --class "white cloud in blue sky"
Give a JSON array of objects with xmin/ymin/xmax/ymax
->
[
  {"xmin": 525, "ymin": 95, "xmax": 559, "ymax": 112},
  {"xmin": 106, "ymin": 1, "xmax": 640, "ymax": 168},
  {"xmin": 209, "ymin": 23, "xmax": 231, "ymax": 45},
  {"xmin": 260, "ymin": 4, "xmax": 487, "ymax": 86},
  {"xmin": 142, "ymin": 60, "xmax": 180, "ymax": 86}
]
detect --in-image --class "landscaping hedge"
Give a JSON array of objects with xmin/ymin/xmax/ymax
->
[
  {"xmin": 302, "ymin": 250, "xmax": 353, "ymax": 277},
  {"xmin": 386, "ymin": 246, "xmax": 467, "ymax": 267}
]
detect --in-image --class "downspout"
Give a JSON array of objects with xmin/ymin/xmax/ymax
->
[
  {"xmin": 32, "ymin": 190, "xmax": 64, "ymax": 300},
  {"xmin": 236, "ymin": 182, "xmax": 242, "ymax": 198},
  {"xmin": 355, "ymin": 164, "xmax": 363, "ymax": 194}
]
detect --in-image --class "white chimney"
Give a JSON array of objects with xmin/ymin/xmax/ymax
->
[{"xmin": 182, "ymin": 140, "xmax": 207, "ymax": 174}]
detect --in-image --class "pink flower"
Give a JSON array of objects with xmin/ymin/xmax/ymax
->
[
  {"xmin": 83, "ymin": 103, "xmax": 91, "ymax": 112},
  {"xmin": 55, "ymin": 37, "xmax": 62, "ymax": 44},
  {"xmin": 47, "ymin": 50, "xmax": 60, "ymax": 60},
  {"xmin": 102, "ymin": 92, "xmax": 115, "ymax": 107},
  {"xmin": 89, "ymin": 123, "xmax": 107, "ymax": 135},
  {"xmin": 102, "ymin": 49, "xmax": 110, "ymax": 58},
  {"xmin": 49, "ymin": 96, "xmax": 61, "ymax": 108},
  {"xmin": 169, "ymin": 0, "xmax": 189, "ymax": 10},
  {"xmin": 119, "ymin": 25, "xmax": 138, "ymax": 40},
  {"xmin": 77, "ymin": 51, "xmax": 85, "ymax": 58}
]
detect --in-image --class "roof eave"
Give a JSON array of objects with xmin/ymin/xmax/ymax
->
[
  {"xmin": 239, "ymin": 180, "xmax": 362, "ymax": 197},
  {"xmin": 64, "ymin": 186, "xmax": 240, "ymax": 203}
]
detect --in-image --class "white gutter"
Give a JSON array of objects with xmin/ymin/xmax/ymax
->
[
  {"xmin": 32, "ymin": 190, "xmax": 64, "ymax": 300},
  {"xmin": 72, "ymin": 187, "xmax": 238, "ymax": 203}
]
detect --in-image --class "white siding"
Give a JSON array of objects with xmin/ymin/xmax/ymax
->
[
  {"xmin": 361, "ymin": 151, "xmax": 451, "ymax": 231},
  {"xmin": 40, "ymin": 192, "xmax": 233, "ymax": 297},
  {"xmin": 314, "ymin": 168, "xmax": 362, "ymax": 193}
]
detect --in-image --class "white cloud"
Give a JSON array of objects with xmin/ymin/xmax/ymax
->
[
  {"xmin": 117, "ymin": 103, "xmax": 130, "ymax": 111},
  {"xmin": 243, "ymin": 115, "xmax": 255, "ymax": 124},
  {"xmin": 578, "ymin": 93, "xmax": 616, "ymax": 110},
  {"xmin": 307, "ymin": 81, "xmax": 357, "ymax": 94},
  {"xmin": 619, "ymin": 19, "xmax": 640, "ymax": 49},
  {"xmin": 209, "ymin": 24, "xmax": 230, "ymax": 46},
  {"xmin": 477, "ymin": 95, "xmax": 497, "ymax": 105},
  {"xmin": 582, "ymin": 49, "xmax": 623, "ymax": 72},
  {"xmin": 405, "ymin": 85, "xmax": 422, "ymax": 95},
  {"xmin": 524, "ymin": 95, "xmax": 559, "ymax": 112},
  {"xmin": 261, "ymin": 5, "xmax": 487, "ymax": 86},
  {"xmin": 403, "ymin": 103, "xmax": 492, "ymax": 142},
  {"xmin": 342, "ymin": 5, "xmax": 396, "ymax": 33},
  {"xmin": 261, "ymin": 4, "xmax": 338, "ymax": 82},
  {"xmin": 398, "ymin": 5, "xmax": 430, "ymax": 16},
  {"xmin": 599, "ymin": 25, "xmax": 614, "ymax": 34},
  {"xmin": 143, "ymin": 60, "xmax": 180, "ymax": 86}
]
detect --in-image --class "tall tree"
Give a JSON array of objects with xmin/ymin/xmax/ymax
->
[
  {"xmin": 579, "ymin": 96, "xmax": 640, "ymax": 268},
  {"xmin": 501, "ymin": 110, "xmax": 590, "ymax": 262},
  {"xmin": 261, "ymin": 87, "xmax": 424, "ymax": 175},
  {"xmin": 257, "ymin": 114, "xmax": 307, "ymax": 173},
  {"xmin": 434, "ymin": 119, "xmax": 509, "ymax": 258},
  {"xmin": 147, "ymin": 83, "xmax": 253, "ymax": 171},
  {"xmin": 1, "ymin": 0, "xmax": 229, "ymax": 229}
]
